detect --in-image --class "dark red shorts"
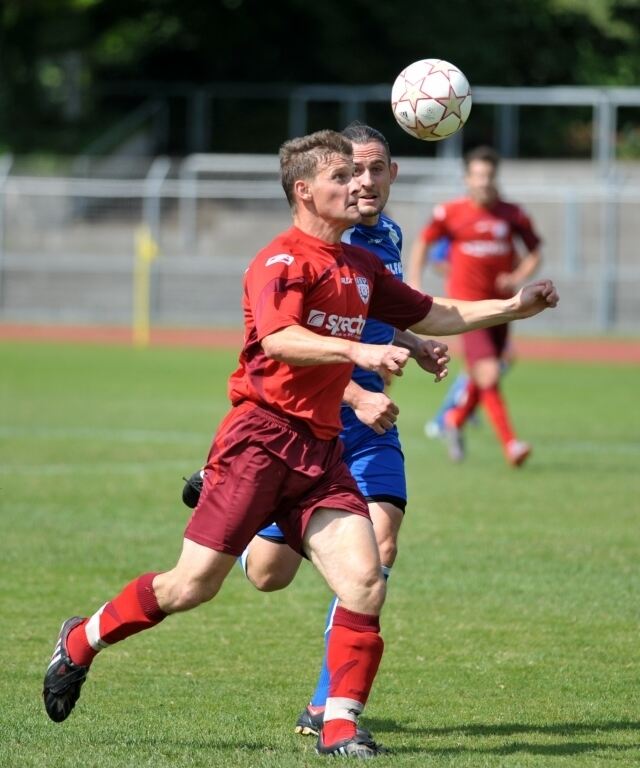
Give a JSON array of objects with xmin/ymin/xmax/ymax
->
[
  {"xmin": 462, "ymin": 323, "xmax": 509, "ymax": 367},
  {"xmin": 184, "ymin": 401, "xmax": 370, "ymax": 556}
]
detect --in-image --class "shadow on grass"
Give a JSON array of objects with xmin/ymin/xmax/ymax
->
[{"xmin": 362, "ymin": 717, "xmax": 640, "ymax": 757}]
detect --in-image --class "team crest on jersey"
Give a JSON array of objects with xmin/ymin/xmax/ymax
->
[
  {"xmin": 355, "ymin": 276, "xmax": 370, "ymax": 303},
  {"xmin": 265, "ymin": 253, "xmax": 294, "ymax": 267}
]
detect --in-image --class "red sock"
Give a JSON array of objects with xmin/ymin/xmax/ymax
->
[
  {"xmin": 480, "ymin": 385, "xmax": 515, "ymax": 446},
  {"xmin": 67, "ymin": 572, "xmax": 167, "ymax": 667},
  {"xmin": 448, "ymin": 380, "xmax": 480, "ymax": 428},
  {"xmin": 322, "ymin": 607, "xmax": 383, "ymax": 745}
]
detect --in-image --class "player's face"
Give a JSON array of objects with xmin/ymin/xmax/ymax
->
[
  {"xmin": 465, "ymin": 159, "xmax": 498, "ymax": 206},
  {"xmin": 307, "ymin": 153, "xmax": 361, "ymax": 225},
  {"xmin": 352, "ymin": 141, "xmax": 398, "ymax": 225}
]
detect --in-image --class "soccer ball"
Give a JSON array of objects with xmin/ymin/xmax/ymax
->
[{"xmin": 391, "ymin": 59, "xmax": 472, "ymax": 141}]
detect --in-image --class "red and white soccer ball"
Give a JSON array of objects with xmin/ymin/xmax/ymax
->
[{"xmin": 391, "ymin": 59, "xmax": 472, "ymax": 141}]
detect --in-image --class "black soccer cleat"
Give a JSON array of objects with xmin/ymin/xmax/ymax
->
[
  {"xmin": 296, "ymin": 705, "xmax": 373, "ymax": 742},
  {"xmin": 182, "ymin": 469, "xmax": 204, "ymax": 509},
  {"xmin": 295, "ymin": 705, "xmax": 324, "ymax": 736},
  {"xmin": 316, "ymin": 730, "xmax": 386, "ymax": 759},
  {"xmin": 43, "ymin": 616, "xmax": 89, "ymax": 723}
]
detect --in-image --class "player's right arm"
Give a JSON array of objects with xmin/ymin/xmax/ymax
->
[{"xmin": 261, "ymin": 324, "xmax": 410, "ymax": 379}]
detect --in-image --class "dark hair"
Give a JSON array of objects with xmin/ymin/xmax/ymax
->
[
  {"xmin": 464, "ymin": 145, "xmax": 500, "ymax": 170},
  {"xmin": 279, "ymin": 130, "xmax": 353, "ymax": 208},
  {"xmin": 341, "ymin": 121, "xmax": 391, "ymax": 162}
]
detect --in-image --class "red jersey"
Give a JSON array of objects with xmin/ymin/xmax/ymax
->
[
  {"xmin": 420, "ymin": 197, "xmax": 541, "ymax": 300},
  {"xmin": 228, "ymin": 226, "xmax": 432, "ymax": 439}
]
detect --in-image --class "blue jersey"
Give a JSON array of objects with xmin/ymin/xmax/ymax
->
[
  {"xmin": 338, "ymin": 214, "xmax": 407, "ymax": 509},
  {"xmin": 341, "ymin": 214, "xmax": 404, "ymax": 397}
]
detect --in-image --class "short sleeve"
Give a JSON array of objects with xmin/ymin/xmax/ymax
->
[
  {"xmin": 512, "ymin": 206, "xmax": 542, "ymax": 252},
  {"xmin": 369, "ymin": 263, "xmax": 432, "ymax": 329},
  {"xmin": 245, "ymin": 252, "xmax": 307, "ymax": 341}
]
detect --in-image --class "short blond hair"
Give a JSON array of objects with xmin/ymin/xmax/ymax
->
[{"xmin": 279, "ymin": 130, "xmax": 353, "ymax": 208}]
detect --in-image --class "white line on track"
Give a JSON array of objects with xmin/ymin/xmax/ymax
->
[
  {"xmin": 0, "ymin": 459, "xmax": 192, "ymax": 475},
  {"xmin": 0, "ymin": 425, "xmax": 209, "ymax": 444}
]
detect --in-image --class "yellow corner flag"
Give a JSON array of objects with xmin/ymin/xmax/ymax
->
[{"xmin": 133, "ymin": 225, "xmax": 159, "ymax": 347}]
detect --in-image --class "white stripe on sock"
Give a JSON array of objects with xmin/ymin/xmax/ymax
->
[
  {"xmin": 323, "ymin": 597, "xmax": 339, "ymax": 637},
  {"xmin": 324, "ymin": 697, "xmax": 363, "ymax": 723},
  {"xmin": 85, "ymin": 604, "xmax": 110, "ymax": 651}
]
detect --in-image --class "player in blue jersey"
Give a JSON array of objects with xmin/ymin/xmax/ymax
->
[{"xmin": 183, "ymin": 122, "xmax": 451, "ymax": 736}]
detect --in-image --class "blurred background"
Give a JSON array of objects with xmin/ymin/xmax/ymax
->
[{"xmin": 1, "ymin": 0, "xmax": 640, "ymax": 334}]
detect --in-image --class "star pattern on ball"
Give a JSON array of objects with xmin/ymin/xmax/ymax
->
[
  {"xmin": 435, "ymin": 86, "xmax": 466, "ymax": 120},
  {"xmin": 398, "ymin": 78, "xmax": 428, "ymax": 111},
  {"xmin": 415, "ymin": 120, "xmax": 442, "ymax": 139},
  {"xmin": 425, "ymin": 60, "xmax": 459, "ymax": 78}
]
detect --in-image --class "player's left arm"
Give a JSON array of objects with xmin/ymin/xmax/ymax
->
[
  {"xmin": 392, "ymin": 329, "xmax": 449, "ymax": 382},
  {"xmin": 368, "ymin": 262, "xmax": 557, "ymax": 343},
  {"xmin": 409, "ymin": 280, "xmax": 559, "ymax": 336},
  {"xmin": 496, "ymin": 207, "xmax": 543, "ymax": 294}
]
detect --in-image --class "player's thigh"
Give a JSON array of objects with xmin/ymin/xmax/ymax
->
[
  {"xmin": 470, "ymin": 356, "xmax": 501, "ymax": 388},
  {"xmin": 154, "ymin": 537, "xmax": 237, "ymax": 612},
  {"xmin": 304, "ymin": 508, "xmax": 385, "ymax": 614},
  {"xmin": 368, "ymin": 501, "xmax": 404, "ymax": 568},
  {"xmin": 245, "ymin": 533, "xmax": 302, "ymax": 591}
]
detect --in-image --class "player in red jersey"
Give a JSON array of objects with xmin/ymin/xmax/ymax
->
[
  {"xmin": 408, "ymin": 146, "xmax": 542, "ymax": 466},
  {"xmin": 43, "ymin": 131, "xmax": 557, "ymax": 759}
]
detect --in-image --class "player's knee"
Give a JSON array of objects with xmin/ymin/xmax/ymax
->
[
  {"xmin": 368, "ymin": 573, "xmax": 387, "ymax": 614},
  {"xmin": 377, "ymin": 536, "xmax": 398, "ymax": 568},
  {"xmin": 247, "ymin": 567, "xmax": 293, "ymax": 592},
  {"xmin": 356, "ymin": 569, "xmax": 387, "ymax": 614},
  {"xmin": 163, "ymin": 577, "xmax": 221, "ymax": 612}
]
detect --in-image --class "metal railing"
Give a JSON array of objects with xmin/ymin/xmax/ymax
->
[{"xmin": 1, "ymin": 153, "xmax": 639, "ymax": 333}]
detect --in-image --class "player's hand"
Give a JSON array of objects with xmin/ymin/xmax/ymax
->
[
  {"xmin": 352, "ymin": 343, "xmax": 411, "ymax": 379},
  {"xmin": 495, "ymin": 271, "xmax": 517, "ymax": 296},
  {"xmin": 413, "ymin": 339, "xmax": 450, "ymax": 382},
  {"xmin": 352, "ymin": 391, "xmax": 400, "ymax": 434},
  {"xmin": 512, "ymin": 280, "xmax": 559, "ymax": 318}
]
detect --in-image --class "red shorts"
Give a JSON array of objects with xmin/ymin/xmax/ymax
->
[
  {"xmin": 185, "ymin": 401, "xmax": 370, "ymax": 556},
  {"xmin": 462, "ymin": 324, "xmax": 509, "ymax": 367}
]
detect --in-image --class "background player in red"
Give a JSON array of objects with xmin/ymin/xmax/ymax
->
[
  {"xmin": 43, "ymin": 131, "xmax": 558, "ymax": 759},
  {"xmin": 408, "ymin": 145, "xmax": 543, "ymax": 466}
]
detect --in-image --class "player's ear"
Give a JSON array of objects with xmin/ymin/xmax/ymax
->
[
  {"xmin": 294, "ymin": 179, "xmax": 312, "ymax": 201},
  {"xmin": 389, "ymin": 161, "xmax": 398, "ymax": 184}
]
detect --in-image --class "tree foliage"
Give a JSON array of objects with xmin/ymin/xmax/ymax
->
[{"xmin": 1, "ymin": 0, "xmax": 640, "ymax": 153}]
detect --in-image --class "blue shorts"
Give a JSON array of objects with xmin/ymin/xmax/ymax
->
[
  {"xmin": 256, "ymin": 415, "xmax": 407, "ymax": 543},
  {"xmin": 341, "ymin": 422, "xmax": 406, "ymax": 509}
]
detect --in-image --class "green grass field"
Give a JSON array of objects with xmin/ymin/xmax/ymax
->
[{"xmin": 1, "ymin": 340, "xmax": 639, "ymax": 767}]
